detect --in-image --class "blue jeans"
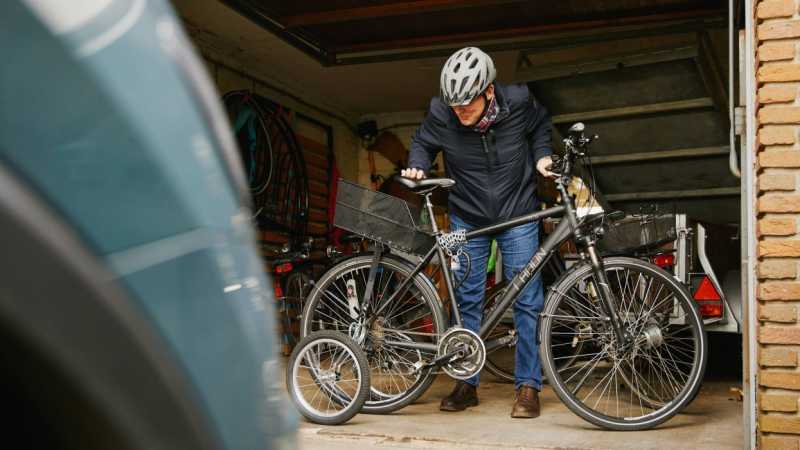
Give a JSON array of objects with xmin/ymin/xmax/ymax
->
[{"xmin": 449, "ymin": 214, "xmax": 544, "ymax": 391}]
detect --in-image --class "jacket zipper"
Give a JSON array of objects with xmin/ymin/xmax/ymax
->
[{"xmin": 481, "ymin": 131, "xmax": 498, "ymax": 220}]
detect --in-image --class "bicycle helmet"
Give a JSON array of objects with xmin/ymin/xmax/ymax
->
[{"xmin": 440, "ymin": 47, "xmax": 496, "ymax": 106}]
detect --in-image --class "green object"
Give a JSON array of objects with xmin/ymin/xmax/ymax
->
[{"xmin": 487, "ymin": 240, "xmax": 498, "ymax": 273}]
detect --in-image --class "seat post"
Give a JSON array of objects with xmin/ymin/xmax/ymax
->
[{"xmin": 423, "ymin": 193, "xmax": 439, "ymax": 233}]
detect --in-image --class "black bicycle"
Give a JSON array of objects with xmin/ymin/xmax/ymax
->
[{"xmin": 288, "ymin": 123, "xmax": 707, "ymax": 430}]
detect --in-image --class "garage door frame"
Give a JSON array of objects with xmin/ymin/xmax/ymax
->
[{"xmin": 742, "ymin": 0, "xmax": 757, "ymax": 447}]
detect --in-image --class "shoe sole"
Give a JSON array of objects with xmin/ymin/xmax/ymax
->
[
  {"xmin": 510, "ymin": 411, "xmax": 540, "ymax": 419},
  {"xmin": 439, "ymin": 399, "xmax": 479, "ymax": 412}
]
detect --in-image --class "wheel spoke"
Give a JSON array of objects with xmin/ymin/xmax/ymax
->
[
  {"xmin": 543, "ymin": 260, "xmax": 705, "ymax": 429},
  {"xmin": 302, "ymin": 258, "xmax": 442, "ymax": 411}
]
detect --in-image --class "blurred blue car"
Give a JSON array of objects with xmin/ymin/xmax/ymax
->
[{"xmin": 0, "ymin": 1, "xmax": 296, "ymax": 449}]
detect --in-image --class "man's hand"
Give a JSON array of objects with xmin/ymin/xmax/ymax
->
[
  {"xmin": 401, "ymin": 168, "xmax": 426, "ymax": 180},
  {"xmin": 536, "ymin": 156, "xmax": 556, "ymax": 179}
]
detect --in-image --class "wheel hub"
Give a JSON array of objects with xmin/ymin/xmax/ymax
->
[
  {"xmin": 641, "ymin": 324, "xmax": 665, "ymax": 350},
  {"xmin": 317, "ymin": 370, "xmax": 338, "ymax": 383},
  {"xmin": 370, "ymin": 316, "xmax": 386, "ymax": 350}
]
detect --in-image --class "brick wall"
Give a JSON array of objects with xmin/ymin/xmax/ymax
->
[{"xmin": 757, "ymin": 1, "xmax": 800, "ymax": 448}]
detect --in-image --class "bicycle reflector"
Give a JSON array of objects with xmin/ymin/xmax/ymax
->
[
  {"xmin": 274, "ymin": 283, "xmax": 284, "ymax": 299},
  {"xmin": 693, "ymin": 276, "xmax": 723, "ymax": 318},
  {"xmin": 651, "ymin": 254, "xmax": 675, "ymax": 269},
  {"xmin": 412, "ymin": 316, "xmax": 434, "ymax": 334}
]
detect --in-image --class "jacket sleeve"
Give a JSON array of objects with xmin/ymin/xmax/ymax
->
[
  {"xmin": 408, "ymin": 101, "xmax": 443, "ymax": 174},
  {"xmin": 525, "ymin": 93, "xmax": 554, "ymax": 163}
]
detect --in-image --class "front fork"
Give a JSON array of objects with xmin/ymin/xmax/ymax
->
[
  {"xmin": 556, "ymin": 180, "xmax": 631, "ymax": 349},
  {"xmin": 585, "ymin": 245, "xmax": 631, "ymax": 348}
]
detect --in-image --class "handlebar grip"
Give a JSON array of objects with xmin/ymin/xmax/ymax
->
[{"xmin": 549, "ymin": 154, "xmax": 563, "ymax": 172}]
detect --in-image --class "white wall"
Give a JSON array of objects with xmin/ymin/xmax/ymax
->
[{"xmin": 357, "ymin": 110, "xmax": 445, "ymax": 186}]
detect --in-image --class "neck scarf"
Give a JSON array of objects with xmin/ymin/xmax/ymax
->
[{"xmin": 472, "ymin": 94, "xmax": 498, "ymax": 133}]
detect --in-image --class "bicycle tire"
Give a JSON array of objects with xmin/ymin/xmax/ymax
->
[
  {"xmin": 301, "ymin": 254, "xmax": 446, "ymax": 414},
  {"xmin": 540, "ymin": 257, "xmax": 707, "ymax": 431},
  {"xmin": 221, "ymin": 91, "xmax": 274, "ymax": 195},
  {"xmin": 483, "ymin": 281, "xmax": 585, "ymax": 384},
  {"xmin": 481, "ymin": 282, "xmax": 515, "ymax": 383},
  {"xmin": 282, "ymin": 270, "xmax": 313, "ymax": 349},
  {"xmin": 286, "ymin": 330, "xmax": 370, "ymax": 425}
]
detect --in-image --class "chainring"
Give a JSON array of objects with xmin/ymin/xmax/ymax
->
[{"xmin": 437, "ymin": 328, "xmax": 486, "ymax": 380}]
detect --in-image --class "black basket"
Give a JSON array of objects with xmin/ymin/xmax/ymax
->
[
  {"xmin": 333, "ymin": 180, "xmax": 435, "ymax": 256},
  {"xmin": 598, "ymin": 213, "xmax": 677, "ymax": 255}
]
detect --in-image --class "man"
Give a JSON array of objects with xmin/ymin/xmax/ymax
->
[{"xmin": 402, "ymin": 47, "xmax": 554, "ymax": 419}]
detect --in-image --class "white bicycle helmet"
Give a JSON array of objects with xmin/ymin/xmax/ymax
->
[{"xmin": 440, "ymin": 47, "xmax": 496, "ymax": 106}]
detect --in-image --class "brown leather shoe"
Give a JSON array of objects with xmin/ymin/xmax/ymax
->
[
  {"xmin": 440, "ymin": 381, "xmax": 479, "ymax": 412},
  {"xmin": 511, "ymin": 386, "xmax": 540, "ymax": 418}
]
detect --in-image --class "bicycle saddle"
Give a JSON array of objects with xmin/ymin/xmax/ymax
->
[{"xmin": 395, "ymin": 176, "xmax": 456, "ymax": 192}]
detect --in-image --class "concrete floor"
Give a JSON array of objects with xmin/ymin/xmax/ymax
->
[{"xmin": 298, "ymin": 375, "xmax": 743, "ymax": 450}]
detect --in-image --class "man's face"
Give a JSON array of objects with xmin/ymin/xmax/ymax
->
[{"xmin": 451, "ymin": 84, "xmax": 494, "ymax": 127}]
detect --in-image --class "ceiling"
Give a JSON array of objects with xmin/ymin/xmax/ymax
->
[
  {"xmin": 173, "ymin": 0, "xmax": 726, "ymax": 115},
  {"xmin": 219, "ymin": 0, "xmax": 725, "ymax": 65},
  {"xmin": 172, "ymin": 0, "xmax": 738, "ymax": 223}
]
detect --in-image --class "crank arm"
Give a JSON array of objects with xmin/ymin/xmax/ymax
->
[{"xmin": 419, "ymin": 349, "xmax": 466, "ymax": 371}]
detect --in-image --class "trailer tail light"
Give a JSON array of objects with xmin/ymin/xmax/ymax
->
[
  {"xmin": 275, "ymin": 262, "xmax": 293, "ymax": 274},
  {"xmin": 693, "ymin": 276, "xmax": 723, "ymax": 318},
  {"xmin": 651, "ymin": 254, "xmax": 675, "ymax": 269}
]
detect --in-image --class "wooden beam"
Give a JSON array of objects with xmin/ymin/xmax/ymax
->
[
  {"xmin": 516, "ymin": 46, "xmax": 698, "ymax": 82},
  {"xmin": 588, "ymin": 146, "xmax": 730, "ymax": 165},
  {"xmin": 280, "ymin": 0, "xmax": 526, "ymax": 27},
  {"xmin": 220, "ymin": 0, "xmax": 332, "ymax": 65},
  {"xmin": 333, "ymin": 10, "xmax": 724, "ymax": 55},
  {"xmin": 551, "ymin": 98, "xmax": 714, "ymax": 124},
  {"xmin": 604, "ymin": 186, "xmax": 740, "ymax": 202}
]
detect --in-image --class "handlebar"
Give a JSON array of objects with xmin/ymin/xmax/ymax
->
[
  {"xmin": 565, "ymin": 122, "xmax": 598, "ymax": 150},
  {"xmin": 551, "ymin": 122, "xmax": 598, "ymax": 179}
]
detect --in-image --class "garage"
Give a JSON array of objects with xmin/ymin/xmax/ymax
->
[
  {"xmin": 4, "ymin": 0, "xmax": 792, "ymax": 449},
  {"xmin": 163, "ymin": 0, "xmax": 767, "ymax": 448}
]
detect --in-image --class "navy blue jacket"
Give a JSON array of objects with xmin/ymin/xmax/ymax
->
[{"xmin": 408, "ymin": 83, "xmax": 553, "ymax": 227}]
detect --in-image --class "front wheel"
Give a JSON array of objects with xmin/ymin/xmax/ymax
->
[{"xmin": 540, "ymin": 257, "xmax": 707, "ymax": 431}]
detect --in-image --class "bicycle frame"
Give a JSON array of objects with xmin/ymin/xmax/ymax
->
[
  {"xmin": 369, "ymin": 196, "xmax": 578, "ymax": 354},
  {"xmin": 370, "ymin": 146, "xmax": 631, "ymax": 363}
]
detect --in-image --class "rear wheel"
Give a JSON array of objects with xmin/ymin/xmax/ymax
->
[
  {"xmin": 483, "ymin": 254, "xmax": 566, "ymax": 383},
  {"xmin": 540, "ymin": 257, "xmax": 706, "ymax": 430},
  {"xmin": 481, "ymin": 282, "xmax": 515, "ymax": 383},
  {"xmin": 301, "ymin": 254, "xmax": 446, "ymax": 414}
]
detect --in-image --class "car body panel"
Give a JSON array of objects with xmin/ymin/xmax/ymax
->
[{"xmin": 1, "ymin": 1, "xmax": 295, "ymax": 448}]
